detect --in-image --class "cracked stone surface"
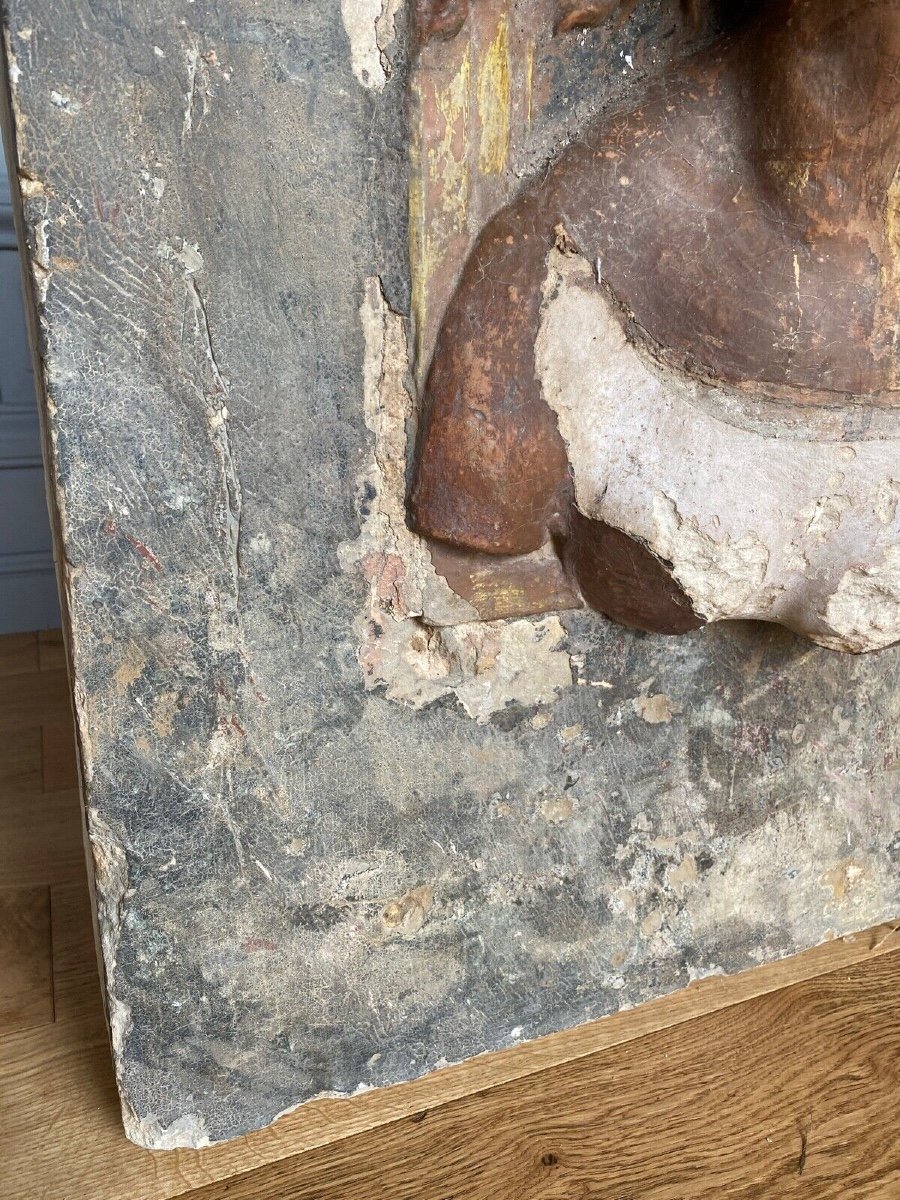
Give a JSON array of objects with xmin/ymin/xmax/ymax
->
[{"xmin": 1, "ymin": 0, "xmax": 898, "ymax": 1149}]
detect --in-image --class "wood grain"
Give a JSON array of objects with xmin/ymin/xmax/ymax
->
[
  {"xmin": 0, "ymin": 668, "xmax": 71, "ymax": 732},
  {"xmin": 41, "ymin": 721, "xmax": 78, "ymax": 792},
  {"xmin": 0, "ymin": 886, "xmax": 53, "ymax": 1034},
  {"xmin": 49, "ymin": 882, "xmax": 101, "ymax": 1025},
  {"xmin": 184, "ymin": 952, "xmax": 900, "ymax": 1200},
  {"xmin": 0, "ymin": 786, "xmax": 86, "ymax": 887},
  {"xmin": 37, "ymin": 629, "xmax": 67, "ymax": 673},
  {"xmin": 0, "ymin": 632, "xmax": 39, "ymax": 676},
  {"xmin": 0, "ymin": 726, "xmax": 42, "ymax": 796}
]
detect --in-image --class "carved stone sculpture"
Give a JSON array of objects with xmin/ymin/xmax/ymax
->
[
  {"xmin": 5, "ymin": 0, "xmax": 900, "ymax": 1152},
  {"xmin": 411, "ymin": 0, "xmax": 900, "ymax": 651}
]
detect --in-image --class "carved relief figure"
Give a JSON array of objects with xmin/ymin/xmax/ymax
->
[{"xmin": 409, "ymin": 0, "xmax": 900, "ymax": 652}]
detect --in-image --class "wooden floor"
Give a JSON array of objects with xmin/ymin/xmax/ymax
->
[{"xmin": 1, "ymin": 630, "xmax": 898, "ymax": 1200}]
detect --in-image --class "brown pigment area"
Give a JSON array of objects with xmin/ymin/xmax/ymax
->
[{"xmin": 409, "ymin": 0, "xmax": 900, "ymax": 634}]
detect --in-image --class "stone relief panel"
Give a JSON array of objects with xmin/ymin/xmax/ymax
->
[
  {"xmin": 4, "ymin": 0, "xmax": 898, "ymax": 1150},
  {"xmin": 404, "ymin": 0, "xmax": 900, "ymax": 653}
]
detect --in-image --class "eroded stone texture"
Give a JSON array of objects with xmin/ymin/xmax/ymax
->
[{"xmin": 1, "ymin": 0, "xmax": 898, "ymax": 1150}]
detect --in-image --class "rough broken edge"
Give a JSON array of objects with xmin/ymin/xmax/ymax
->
[
  {"xmin": 338, "ymin": 276, "xmax": 574, "ymax": 723},
  {"xmin": 0, "ymin": 14, "xmax": 145, "ymax": 1145}
]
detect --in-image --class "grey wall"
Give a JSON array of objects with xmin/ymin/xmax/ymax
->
[{"xmin": 0, "ymin": 139, "xmax": 59, "ymax": 632}]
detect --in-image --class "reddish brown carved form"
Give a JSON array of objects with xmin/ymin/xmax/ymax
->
[
  {"xmin": 554, "ymin": 1, "xmax": 622, "ymax": 33},
  {"xmin": 413, "ymin": 0, "xmax": 470, "ymax": 45},
  {"xmin": 410, "ymin": 0, "xmax": 900, "ymax": 641}
]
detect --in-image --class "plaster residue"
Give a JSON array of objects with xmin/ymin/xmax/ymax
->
[
  {"xmin": 340, "ymin": 0, "xmax": 403, "ymax": 92},
  {"xmin": 633, "ymin": 691, "xmax": 676, "ymax": 725},
  {"xmin": 536, "ymin": 251, "xmax": 900, "ymax": 651},
  {"xmin": 874, "ymin": 479, "xmax": 900, "ymax": 525},
  {"xmin": 339, "ymin": 278, "xmax": 573, "ymax": 721},
  {"xmin": 824, "ymin": 546, "xmax": 900, "ymax": 653},
  {"xmin": 651, "ymin": 496, "xmax": 769, "ymax": 621},
  {"xmin": 381, "ymin": 885, "xmax": 434, "ymax": 938},
  {"xmin": 125, "ymin": 1112, "xmax": 211, "ymax": 1153}
]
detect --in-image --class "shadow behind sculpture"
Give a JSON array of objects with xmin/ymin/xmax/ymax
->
[{"xmin": 408, "ymin": 0, "xmax": 900, "ymax": 649}]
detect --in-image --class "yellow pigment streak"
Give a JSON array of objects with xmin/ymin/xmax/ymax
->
[
  {"xmin": 477, "ymin": 15, "xmax": 511, "ymax": 175},
  {"xmin": 885, "ymin": 164, "xmax": 900, "ymax": 389},
  {"xmin": 409, "ymin": 46, "xmax": 472, "ymax": 379}
]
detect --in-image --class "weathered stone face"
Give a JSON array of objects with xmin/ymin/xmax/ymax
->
[{"xmin": 1, "ymin": 0, "xmax": 897, "ymax": 1149}]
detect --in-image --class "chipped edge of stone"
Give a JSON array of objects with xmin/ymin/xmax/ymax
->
[{"xmin": 338, "ymin": 277, "xmax": 574, "ymax": 722}]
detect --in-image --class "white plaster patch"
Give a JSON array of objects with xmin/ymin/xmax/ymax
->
[
  {"xmin": 340, "ymin": 0, "xmax": 403, "ymax": 93},
  {"xmin": 32, "ymin": 217, "xmax": 51, "ymax": 304},
  {"xmin": 874, "ymin": 479, "xmax": 900, "ymax": 525},
  {"xmin": 535, "ymin": 252, "xmax": 900, "ymax": 651},
  {"xmin": 124, "ymin": 1111, "xmax": 211, "ymax": 1152},
  {"xmin": 50, "ymin": 88, "xmax": 82, "ymax": 113},
  {"xmin": 652, "ymin": 496, "xmax": 769, "ymax": 621},
  {"xmin": 798, "ymin": 494, "xmax": 852, "ymax": 543}
]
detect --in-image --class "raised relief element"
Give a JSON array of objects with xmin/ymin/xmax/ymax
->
[{"xmin": 409, "ymin": 0, "xmax": 900, "ymax": 652}]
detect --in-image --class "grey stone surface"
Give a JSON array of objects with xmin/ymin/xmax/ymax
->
[{"xmin": 1, "ymin": 0, "xmax": 897, "ymax": 1148}]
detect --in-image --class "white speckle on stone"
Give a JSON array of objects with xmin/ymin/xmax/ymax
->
[
  {"xmin": 32, "ymin": 218, "xmax": 51, "ymax": 304},
  {"xmin": 50, "ymin": 88, "xmax": 82, "ymax": 113},
  {"xmin": 7, "ymin": 29, "xmax": 21, "ymax": 84},
  {"xmin": 159, "ymin": 238, "xmax": 204, "ymax": 276},
  {"xmin": 687, "ymin": 964, "xmax": 727, "ymax": 983}
]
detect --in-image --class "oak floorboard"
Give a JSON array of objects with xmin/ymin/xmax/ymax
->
[
  {"xmin": 0, "ymin": 669, "xmax": 71, "ymax": 732},
  {"xmin": 41, "ymin": 720, "xmax": 79, "ymax": 792},
  {"xmin": 50, "ymin": 881, "xmax": 101, "ymax": 1025},
  {"xmin": 0, "ymin": 787, "xmax": 87, "ymax": 888},
  {"xmin": 0, "ymin": 886, "xmax": 53, "ymax": 1034},
  {"xmin": 0, "ymin": 726, "xmax": 42, "ymax": 796},
  {"xmin": 0, "ymin": 633, "xmax": 39, "ymax": 677},
  {"xmin": 37, "ymin": 629, "xmax": 67, "ymax": 673}
]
